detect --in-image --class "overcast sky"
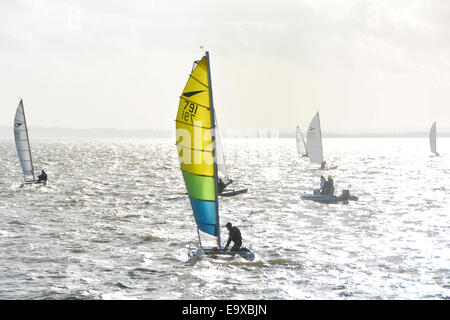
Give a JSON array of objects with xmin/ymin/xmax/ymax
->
[{"xmin": 1, "ymin": 0, "xmax": 449, "ymax": 133}]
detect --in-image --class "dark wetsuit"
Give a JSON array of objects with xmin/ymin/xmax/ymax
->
[
  {"xmin": 225, "ymin": 226, "xmax": 242, "ymax": 251},
  {"xmin": 37, "ymin": 171, "xmax": 47, "ymax": 183},
  {"xmin": 218, "ymin": 180, "xmax": 226, "ymax": 194},
  {"xmin": 327, "ymin": 178, "xmax": 334, "ymax": 195}
]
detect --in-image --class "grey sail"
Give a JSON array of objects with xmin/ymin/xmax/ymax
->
[
  {"xmin": 430, "ymin": 121, "xmax": 437, "ymax": 155},
  {"xmin": 214, "ymin": 110, "xmax": 231, "ymax": 185},
  {"xmin": 296, "ymin": 125, "xmax": 308, "ymax": 156},
  {"xmin": 14, "ymin": 99, "xmax": 35, "ymax": 180},
  {"xmin": 305, "ymin": 111, "xmax": 323, "ymax": 164}
]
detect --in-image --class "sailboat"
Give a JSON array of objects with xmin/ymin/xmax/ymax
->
[
  {"xmin": 296, "ymin": 125, "xmax": 308, "ymax": 157},
  {"xmin": 175, "ymin": 51, "xmax": 254, "ymax": 262},
  {"xmin": 14, "ymin": 99, "xmax": 45, "ymax": 186},
  {"xmin": 305, "ymin": 111, "xmax": 337, "ymax": 170},
  {"xmin": 214, "ymin": 110, "xmax": 248, "ymax": 197},
  {"xmin": 429, "ymin": 121, "xmax": 439, "ymax": 156}
]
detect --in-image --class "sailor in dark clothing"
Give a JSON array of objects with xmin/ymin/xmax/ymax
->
[
  {"xmin": 326, "ymin": 175, "xmax": 334, "ymax": 195},
  {"xmin": 224, "ymin": 222, "xmax": 242, "ymax": 252},
  {"xmin": 37, "ymin": 170, "xmax": 47, "ymax": 183},
  {"xmin": 218, "ymin": 179, "xmax": 226, "ymax": 194},
  {"xmin": 321, "ymin": 161, "xmax": 328, "ymax": 169},
  {"xmin": 218, "ymin": 178, "xmax": 233, "ymax": 195}
]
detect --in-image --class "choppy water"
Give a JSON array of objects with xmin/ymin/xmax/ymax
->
[{"xmin": 0, "ymin": 138, "xmax": 449, "ymax": 300}]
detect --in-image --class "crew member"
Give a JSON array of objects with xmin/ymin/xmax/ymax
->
[
  {"xmin": 320, "ymin": 175, "xmax": 326, "ymax": 195},
  {"xmin": 326, "ymin": 175, "xmax": 334, "ymax": 195},
  {"xmin": 37, "ymin": 170, "xmax": 47, "ymax": 183},
  {"xmin": 224, "ymin": 222, "xmax": 242, "ymax": 252}
]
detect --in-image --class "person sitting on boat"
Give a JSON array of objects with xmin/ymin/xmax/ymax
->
[
  {"xmin": 320, "ymin": 175, "xmax": 327, "ymax": 194},
  {"xmin": 37, "ymin": 170, "xmax": 47, "ymax": 183},
  {"xmin": 326, "ymin": 175, "xmax": 334, "ymax": 195},
  {"xmin": 218, "ymin": 179, "xmax": 226, "ymax": 194},
  {"xmin": 224, "ymin": 222, "xmax": 242, "ymax": 252},
  {"xmin": 321, "ymin": 161, "xmax": 328, "ymax": 169},
  {"xmin": 218, "ymin": 178, "xmax": 233, "ymax": 194}
]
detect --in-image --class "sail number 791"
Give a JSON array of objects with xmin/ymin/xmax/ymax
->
[{"xmin": 182, "ymin": 100, "xmax": 198, "ymax": 124}]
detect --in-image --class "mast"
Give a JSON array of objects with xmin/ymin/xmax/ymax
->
[
  {"xmin": 205, "ymin": 51, "xmax": 221, "ymax": 247},
  {"xmin": 20, "ymin": 99, "xmax": 36, "ymax": 181}
]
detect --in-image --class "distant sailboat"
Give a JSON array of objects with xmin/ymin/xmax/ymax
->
[
  {"xmin": 175, "ymin": 51, "xmax": 254, "ymax": 262},
  {"xmin": 306, "ymin": 111, "xmax": 324, "ymax": 165},
  {"xmin": 429, "ymin": 121, "xmax": 439, "ymax": 156},
  {"xmin": 305, "ymin": 111, "xmax": 337, "ymax": 170},
  {"xmin": 14, "ymin": 99, "xmax": 45, "ymax": 185},
  {"xmin": 214, "ymin": 110, "xmax": 248, "ymax": 197},
  {"xmin": 296, "ymin": 125, "xmax": 308, "ymax": 157}
]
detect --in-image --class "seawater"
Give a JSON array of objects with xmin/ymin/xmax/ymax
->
[{"xmin": 0, "ymin": 138, "xmax": 448, "ymax": 299}]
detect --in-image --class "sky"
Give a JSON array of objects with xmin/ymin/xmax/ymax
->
[{"xmin": 0, "ymin": 0, "xmax": 449, "ymax": 133}]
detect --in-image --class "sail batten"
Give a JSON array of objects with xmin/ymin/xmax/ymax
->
[
  {"xmin": 176, "ymin": 52, "xmax": 220, "ymax": 244},
  {"xmin": 188, "ymin": 74, "xmax": 209, "ymax": 88},
  {"xmin": 177, "ymin": 98, "xmax": 209, "ymax": 109},
  {"xmin": 14, "ymin": 99, "xmax": 35, "ymax": 180},
  {"xmin": 306, "ymin": 111, "xmax": 323, "ymax": 164},
  {"xmin": 175, "ymin": 119, "xmax": 211, "ymax": 129}
]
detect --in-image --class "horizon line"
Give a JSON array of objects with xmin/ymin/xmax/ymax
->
[{"xmin": 0, "ymin": 124, "xmax": 448, "ymax": 134}]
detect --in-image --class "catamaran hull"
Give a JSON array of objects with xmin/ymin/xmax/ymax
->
[
  {"xmin": 220, "ymin": 188, "xmax": 248, "ymax": 197},
  {"xmin": 188, "ymin": 246, "xmax": 255, "ymax": 262},
  {"xmin": 21, "ymin": 180, "xmax": 47, "ymax": 187}
]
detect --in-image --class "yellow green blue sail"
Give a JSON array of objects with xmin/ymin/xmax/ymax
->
[{"xmin": 176, "ymin": 52, "xmax": 220, "ymax": 243}]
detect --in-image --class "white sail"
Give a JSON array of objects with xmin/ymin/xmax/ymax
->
[
  {"xmin": 14, "ymin": 99, "xmax": 35, "ymax": 180},
  {"xmin": 306, "ymin": 111, "xmax": 323, "ymax": 164},
  {"xmin": 430, "ymin": 121, "xmax": 437, "ymax": 155},
  {"xmin": 214, "ymin": 110, "xmax": 231, "ymax": 185},
  {"xmin": 296, "ymin": 125, "xmax": 308, "ymax": 156}
]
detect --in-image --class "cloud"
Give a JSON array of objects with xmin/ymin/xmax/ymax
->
[{"xmin": 0, "ymin": 0, "xmax": 449, "ymax": 131}]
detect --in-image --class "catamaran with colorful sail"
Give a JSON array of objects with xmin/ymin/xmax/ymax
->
[
  {"xmin": 296, "ymin": 125, "xmax": 308, "ymax": 157},
  {"xmin": 14, "ymin": 99, "xmax": 46, "ymax": 186},
  {"xmin": 175, "ymin": 51, "xmax": 254, "ymax": 262},
  {"xmin": 429, "ymin": 121, "xmax": 439, "ymax": 156}
]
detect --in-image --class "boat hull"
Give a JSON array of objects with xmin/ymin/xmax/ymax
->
[
  {"xmin": 301, "ymin": 190, "xmax": 358, "ymax": 204},
  {"xmin": 317, "ymin": 165, "xmax": 338, "ymax": 170},
  {"xmin": 220, "ymin": 188, "xmax": 248, "ymax": 197},
  {"xmin": 21, "ymin": 180, "xmax": 47, "ymax": 187},
  {"xmin": 188, "ymin": 246, "xmax": 255, "ymax": 262}
]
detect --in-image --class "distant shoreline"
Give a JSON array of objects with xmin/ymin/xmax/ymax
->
[{"xmin": 1, "ymin": 125, "xmax": 449, "ymax": 139}]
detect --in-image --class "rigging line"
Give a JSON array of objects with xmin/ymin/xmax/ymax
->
[
  {"xmin": 187, "ymin": 74, "xmax": 208, "ymax": 88},
  {"xmin": 178, "ymin": 97, "xmax": 209, "ymax": 110},
  {"xmin": 174, "ymin": 120, "xmax": 212, "ymax": 130}
]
